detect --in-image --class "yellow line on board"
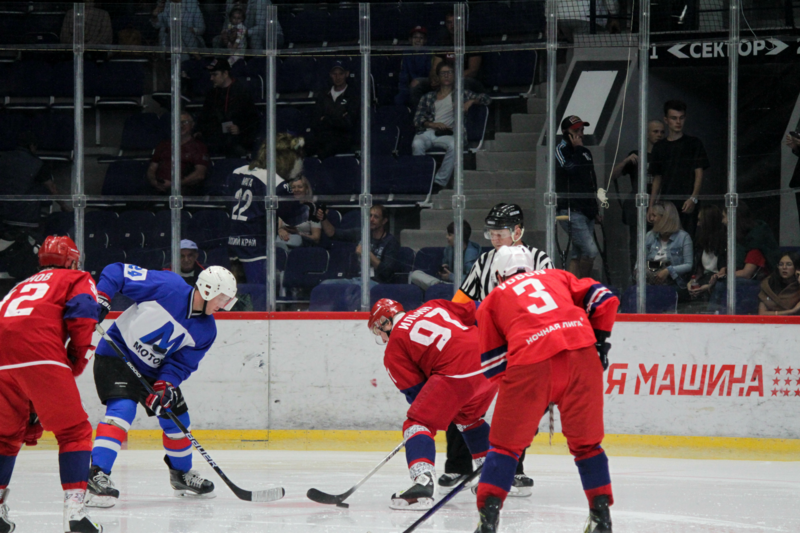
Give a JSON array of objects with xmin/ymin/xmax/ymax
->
[{"xmin": 28, "ymin": 430, "xmax": 800, "ymax": 461}]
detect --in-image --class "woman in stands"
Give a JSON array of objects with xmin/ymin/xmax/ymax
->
[
  {"xmin": 688, "ymin": 204, "xmax": 727, "ymax": 302},
  {"xmin": 718, "ymin": 202, "xmax": 779, "ymax": 282},
  {"xmin": 277, "ymin": 176, "xmax": 322, "ymax": 250},
  {"xmin": 758, "ymin": 251, "xmax": 800, "ymax": 316},
  {"xmin": 643, "ymin": 201, "xmax": 693, "ymax": 300}
]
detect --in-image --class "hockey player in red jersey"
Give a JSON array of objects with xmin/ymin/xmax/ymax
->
[
  {"xmin": 368, "ymin": 298, "xmax": 498, "ymax": 510},
  {"xmin": 0, "ymin": 236, "xmax": 103, "ymax": 533},
  {"xmin": 473, "ymin": 246, "xmax": 618, "ymax": 533}
]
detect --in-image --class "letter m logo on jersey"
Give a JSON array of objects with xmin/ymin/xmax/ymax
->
[{"xmin": 139, "ymin": 323, "xmax": 185, "ymax": 357}]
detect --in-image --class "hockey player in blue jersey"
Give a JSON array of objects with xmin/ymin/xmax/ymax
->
[{"xmin": 85, "ymin": 264, "xmax": 237, "ymax": 508}]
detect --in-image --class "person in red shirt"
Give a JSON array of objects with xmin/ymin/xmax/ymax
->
[
  {"xmin": 0, "ymin": 236, "xmax": 103, "ymax": 533},
  {"xmin": 146, "ymin": 111, "xmax": 210, "ymax": 197},
  {"xmin": 368, "ymin": 298, "xmax": 497, "ymax": 511},
  {"xmin": 473, "ymin": 246, "xmax": 618, "ymax": 533}
]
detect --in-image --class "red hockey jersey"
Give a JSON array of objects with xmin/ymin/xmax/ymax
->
[
  {"xmin": 0, "ymin": 269, "xmax": 99, "ymax": 368},
  {"xmin": 383, "ymin": 299, "xmax": 486, "ymax": 403},
  {"xmin": 476, "ymin": 269, "xmax": 618, "ymax": 373}
]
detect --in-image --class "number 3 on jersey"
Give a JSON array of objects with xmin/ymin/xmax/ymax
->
[
  {"xmin": 409, "ymin": 308, "xmax": 468, "ymax": 351},
  {"xmin": 513, "ymin": 278, "xmax": 558, "ymax": 315},
  {"xmin": 231, "ymin": 188, "xmax": 253, "ymax": 221}
]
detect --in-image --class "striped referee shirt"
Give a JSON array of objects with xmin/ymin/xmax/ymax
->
[{"xmin": 458, "ymin": 244, "xmax": 554, "ymax": 301}]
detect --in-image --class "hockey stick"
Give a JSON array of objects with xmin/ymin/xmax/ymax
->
[
  {"xmin": 95, "ymin": 324, "xmax": 285, "ymax": 503},
  {"xmin": 307, "ymin": 440, "xmax": 405, "ymax": 508},
  {"xmin": 401, "ymin": 465, "xmax": 484, "ymax": 533}
]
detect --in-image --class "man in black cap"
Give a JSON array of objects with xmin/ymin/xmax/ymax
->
[
  {"xmin": 556, "ymin": 115, "xmax": 601, "ymax": 278},
  {"xmin": 306, "ymin": 60, "xmax": 360, "ymax": 160},
  {"xmin": 197, "ymin": 58, "xmax": 257, "ymax": 157}
]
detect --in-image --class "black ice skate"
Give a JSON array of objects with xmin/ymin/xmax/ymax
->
[
  {"xmin": 0, "ymin": 489, "xmax": 15, "ymax": 533},
  {"xmin": 437, "ymin": 472, "xmax": 470, "ymax": 494},
  {"xmin": 474, "ymin": 496, "xmax": 501, "ymax": 533},
  {"xmin": 390, "ymin": 472, "xmax": 434, "ymax": 510},
  {"xmin": 85, "ymin": 465, "xmax": 119, "ymax": 508},
  {"xmin": 584, "ymin": 495, "xmax": 612, "ymax": 533},
  {"xmin": 508, "ymin": 473, "xmax": 534, "ymax": 497},
  {"xmin": 164, "ymin": 456, "xmax": 216, "ymax": 499},
  {"xmin": 64, "ymin": 491, "xmax": 103, "ymax": 533}
]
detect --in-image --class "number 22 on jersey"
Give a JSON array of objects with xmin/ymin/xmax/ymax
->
[
  {"xmin": 409, "ymin": 308, "xmax": 468, "ymax": 351},
  {"xmin": 231, "ymin": 188, "xmax": 253, "ymax": 221}
]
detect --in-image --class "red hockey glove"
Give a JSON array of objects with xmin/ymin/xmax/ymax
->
[
  {"xmin": 24, "ymin": 412, "xmax": 43, "ymax": 446},
  {"xmin": 67, "ymin": 342, "xmax": 95, "ymax": 377},
  {"xmin": 146, "ymin": 381, "xmax": 178, "ymax": 416},
  {"xmin": 97, "ymin": 291, "xmax": 112, "ymax": 322}
]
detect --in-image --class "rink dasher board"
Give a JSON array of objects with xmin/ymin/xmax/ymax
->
[{"xmin": 74, "ymin": 313, "xmax": 800, "ymax": 441}]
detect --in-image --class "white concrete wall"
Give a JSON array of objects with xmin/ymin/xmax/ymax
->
[{"xmin": 77, "ymin": 317, "xmax": 798, "ymax": 439}]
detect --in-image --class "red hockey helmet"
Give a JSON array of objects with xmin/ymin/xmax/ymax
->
[
  {"xmin": 368, "ymin": 298, "xmax": 404, "ymax": 339},
  {"xmin": 38, "ymin": 235, "xmax": 80, "ymax": 268}
]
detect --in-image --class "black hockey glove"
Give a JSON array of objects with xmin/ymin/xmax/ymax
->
[
  {"xmin": 97, "ymin": 291, "xmax": 112, "ymax": 322},
  {"xmin": 594, "ymin": 329, "xmax": 611, "ymax": 371}
]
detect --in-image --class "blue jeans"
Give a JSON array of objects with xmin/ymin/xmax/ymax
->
[
  {"xmin": 558, "ymin": 210, "xmax": 599, "ymax": 260},
  {"xmin": 412, "ymin": 129, "xmax": 455, "ymax": 187}
]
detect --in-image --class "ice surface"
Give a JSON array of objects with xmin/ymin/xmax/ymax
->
[{"xmin": 6, "ymin": 449, "xmax": 799, "ymax": 532}]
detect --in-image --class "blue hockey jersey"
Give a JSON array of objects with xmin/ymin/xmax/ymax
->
[
  {"xmin": 227, "ymin": 164, "xmax": 286, "ymax": 262},
  {"xmin": 95, "ymin": 263, "xmax": 217, "ymax": 387}
]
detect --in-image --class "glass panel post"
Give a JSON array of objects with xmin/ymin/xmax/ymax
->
[
  {"xmin": 545, "ymin": 0, "xmax": 558, "ymax": 262},
  {"xmin": 169, "ymin": 2, "xmax": 182, "ymax": 274},
  {"xmin": 727, "ymin": 0, "xmax": 741, "ymax": 315},
  {"xmin": 637, "ymin": 0, "xmax": 651, "ymax": 313},
  {"xmin": 266, "ymin": 3, "xmax": 279, "ymax": 312},
  {"xmin": 453, "ymin": 2, "xmax": 466, "ymax": 288},
  {"xmin": 72, "ymin": 2, "xmax": 85, "ymax": 268},
  {"xmin": 359, "ymin": 3, "xmax": 372, "ymax": 311}
]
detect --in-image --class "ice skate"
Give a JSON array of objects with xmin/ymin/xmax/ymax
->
[
  {"xmin": 474, "ymin": 495, "xmax": 501, "ymax": 533},
  {"xmin": 437, "ymin": 472, "xmax": 470, "ymax": 494},
  {"xmin": 85, "ymin": 465, "xmax": 119, "ymax": 508},
  {"xmin": 584, "ymin": 495, "xmax": 612, "ymax": 533},
  {"xmin": 508, "ymin": 473, "xmax": 533, "ymax": 497},
  {"xmin": 164, "ymin": 456, "xmax": 216, "ymax": 499},
  {"xmin": 389, "ymin": 472, "xmax": 434, "ymax": 510},
  {"xmin": 0, "ymin": 489, "xmax": 14, "ymax": 533},
  {"xmin": 64, "ymin": 490, "xmax": 102, "ymax": 533}
]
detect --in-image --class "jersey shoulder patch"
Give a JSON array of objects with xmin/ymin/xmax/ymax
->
[{"xmin": 123, "ymin": 264, "xmax": 148, "ymax": 281}]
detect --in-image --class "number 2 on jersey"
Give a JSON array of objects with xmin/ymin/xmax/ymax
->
[
  {"xmin": 231, "ymin": 188, "xmax": 253, "ymax": 221},
  {"xmin": 0, "ymin": 283, "xmax": 50, "ymax": 317},
  {"xmin": 409, "ymin": 308, "xmax": 467, "ymax": 351},
  {"xmin": 513, "ymin": 278, "xmax": 558, "ymax": 315}
]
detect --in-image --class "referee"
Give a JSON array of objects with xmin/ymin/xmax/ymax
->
[{"xmin": 438, "ymin": 203, "xmax": 553, "ymax": 496}]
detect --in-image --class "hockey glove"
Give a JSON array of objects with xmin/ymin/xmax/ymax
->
[
  {"xmin": 146, "ymin": 381, "xmax": 178, "ymax": 416},
  {"xmin": 594, "ymin": 329, "xmax": 611, "ymax": 371},
  {"xmin": 67, "ymin": 342, "xmax": 95, "ymax": 377},
  {"xmin": 24, "ymin": 412, "xmax": 43, "ymax": 446},
  {"xmin": 97, "ymin": 291, "xmax": 112, "ymax": 322}
]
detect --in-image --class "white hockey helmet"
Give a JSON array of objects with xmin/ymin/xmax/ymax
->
[
  {"xmin": 491, "ymin": 245, "xmax": 534, "ymax": 282},
  {"xmin": 196, "ymin": 266, "xmax": 238, "ymax": 311}
]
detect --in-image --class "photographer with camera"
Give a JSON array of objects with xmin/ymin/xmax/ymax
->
[{"xmin": 409, "ymin": 221, "xmax": 481, "ymax": 291}]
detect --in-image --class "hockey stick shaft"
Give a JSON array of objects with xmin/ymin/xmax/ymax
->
[
  {"xmin": 307, "ymin": 440, "xmax": 404, "ymax": 506},
  {"xmin": 401, "ymin": 465, "xmax": 484, "ymax": 533},
  {"xmin": 95, "ymin": 324, "xmax": 284, "ymax": 503}
]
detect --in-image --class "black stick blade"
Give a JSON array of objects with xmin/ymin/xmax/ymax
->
[{"xmin": 307, "ymin": 488, "xmax": 347, "ymax": 505}]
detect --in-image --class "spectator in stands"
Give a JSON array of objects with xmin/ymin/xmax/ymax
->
[
  {"xmin": 643, "ymin": 201, "xmax": 693, "ymax": 298},
  {"xmin": 688, "ymin": 204, "xmax": 727, "ymax": 302},
  {"xmin": 408, "ymin": 220, "xmax": 480, "ymax": 291},
  {"xmin": 306, "ymin": 60, "xmax": 360, "ymax": 160},
  {"xmin": 720, "ymin": 201, "xmax": 779, "ymax": 281},
  {"xmin": 197, "ymin": 58, "xmax": 257, "ymax": 157},
  {"xmin": 60, "ymin": 0, "xmax": 112, "ymax": 45},
  {"xmin": 557, "ymin": 0, "xmax": 621, "ymax": 43},
  {"xmin": 225, "ymin": 0, "xmax": 284, "ymax": 50},
  {"xmin": 395, "ymin": 26, "xmax": 433, "ymax": 108},
  {"xmin": 609, "ymin": 119, "xmax": 665, "ymax": 269},
  {"xmin": 147, "ymin": 111, "xmax": 210, "ymax": 196},
  {"xmin": 276, "ymin": 176, "xmax": 322, "ymax": 251},
  {"xmin": 220, "ymin": 6, "xmax": 248, "ymax": 66},
  {"xmin": 412, "ymin": 62, "xmax": 491, "ymax": 193},
  {"xmin": 318, "ymin": 204, "xmax": 400, "ymax": 287},
  {"xmin": 648, "ymin": 100, "xmax": 710, "ymax": 237},
  {"xmin": 556, "ymin": 115, "xmax": 601, "ymax": 278},
  {"xmin": 429, "ymin": 10, "xmax": 485, "ymax": 95},
  {"xmin": 152, "ymin": 0, "xmax": 206, "ymax": 59},
  {"xmin": 758, "ymin": 252, "xmax": 800, "ymax": 316},
  {"xmin": 177, "ymin": 239, "xmax": 205, "ymax": 287}
]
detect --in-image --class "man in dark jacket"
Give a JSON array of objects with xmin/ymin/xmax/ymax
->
[
  {"xmin": 306, "ymin": 60, "xmax": 360, "ymax": 160},
  {"xmin": 556, "ymin": 115, "xmax": 600, "ymax": 278},
  {"xmin": 197, "ymin": 58, "xmax": 257, "ymax": 157}
]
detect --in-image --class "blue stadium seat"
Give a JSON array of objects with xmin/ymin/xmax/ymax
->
[
  {"xmin": 118, "ymin": 211, "xmax": 155, "ymax": 251},
  {"xmin": 371, "ymin": 124, "xmax": 400, "ymax": 155},
  {"xmin": 370, "ymin": 55, "xmax": 402, "ymax": 105},
  {"xmin": 101, "ymin": 160, "xmax": 150, "ymax": 196},
  {"xmin": 370, "ymin": 284, "xmax": 423, "ymax": 311},
  {"xmin": 339, "ymin": 210, "xmax": 361, "ymax": 230},
  {"xmin": 282, "ymin": 8, "xmax": 331, "ymax": 46},
  {"xmin": 322, "ymin": 156, "xmax": 361, "ymax": 195},
  {"xmin": 413, "ymin": 247, "xmax": 445, "ymax": 277},
  {"xmin": 325, "ymin": 241, "xmax": 358, "ymax": 280},
  {"xmin": 0, "ymin": 113, "xmax": 25, "ymax": 151},
  {"xmin": 326, "ymin": 6, "xmax": 359, "ymax": 43},
  {"xmin": 283, "ymin": 248, "xmax": 329, "ymax": 290},
  {"xmin": 393, "ymin": 247, "xmax": 415, "ymax": 283},
  {"xmin": 5, "ymin": 61, "xmax": 52, "ymax": 108},
  {"xmin": 466, "ymin": 104, "xmax": 489, "ymax": 150},
  {"xmin": 84, "ymin": 248, "xmax": 126, "ymax": 282},
  {"xmin": 275, "ymin": 247, "xmax": 288, "ymax": 271},
  {"xmin": 276, "ymin": 106, "xmax": 311, "ymax": 136},
  {"xmin": 718, "ymin": 279, "xmax": 763, "ymax": 315},
  {"xmin": 302, "ymin": 157, "xmax": 334, "ymax": 196},
  {"xmin": 370, "ymin": 155, "xmax": 396, "ymax": 195},
  {"xmin": 31, "ymin": 113, "xmax": 74, "ymax": 160},
  {"xmin": 424, "ymin": 283, "xmax": 456, "ymax": 302},
  {"xmin": 620, "ymin": 285, "xmax": 678, "ymax": 314},
  {"xmin": 89, "ymin": 62, "xmax": 145, "ymax": 105},
  {"xmin": 85, "ymin": 211, "xmax": 120, "ymax": 251},
  {"xmin": 126, "ymin": 248, "xmax": 166, "ymax": 271},
  {"xmin": 276, "ymin": 56, "xmax": 318, "ymax": 96},
  {"xmin": 393, "ymin": 156, "xmax": 435, "ymax": 195},
  {"xmin": 375, "ymin": 105, "xmax": 414, "ymax": 155},
  {"xmin": 207, "ymin": 158, "xmax": 248, "ymax": 196},
  {"xmin": 188, "ymin": 210, "xmax": 230, "ymax": 249},
  {"xmin": 43, "ymin": 211, "xmax": 74, "ymax": 237},
  {"xmin": 149, "ymin": 210, "xmax": 191, "ymax": 252},
  {"xmin": 237, "ymin": 283, "xmax": 267, "ymax": 311},
  {"xmin": 309, "ymin": 284, "xmax": 361, "ymax": 311},
  {"xmin": 482, "ymin": 51, "xmax": 538, "ymax": 96},
  {"xmin": 204, "ymin": 247, "xmax": 232, "ymax": 269},
  {"xmin": 118, "ymin": 112, "xmax": 164, "ymax": 154}
]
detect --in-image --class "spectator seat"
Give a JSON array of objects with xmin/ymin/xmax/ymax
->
[
  {"xmin": 237, "ymin": 283, "xmax": 267, "ymax": 311},
  {"xmin": 325, "ymin": 241, "xmax": 359, "ymax": 281},
  {"xmin": 321, "ymin": 156, "xmax": 360, "ymax": 196},
  {"xmin": 620, "ymin": 285, "xmax": 678, "ymax": 314},
  {"xmin": 424, "ymin": 283, "xmax": 456, "ymax": 302},
  {"xmin": 283, "ymin": 247, "xmax": 329, "ymax": 290},
  {"xmin": 84, "ymin": 248, "xmax": 126, "ymax": 282},
  {"xmin": 188, "ymin": 209, "xmax": 230, "ymax": 249},
  {"xmin": 370, "ymin": 283, "xmax": 423, "ymax": 311},
  {"xmin": 413, "ymin": 247, "xmax": 445, "ymax": 277},
  {"xmin": 101, "ymin": 160, "xmax": 150, "ymax": 197},
  {"xmin": 117, "ymin": 210, "xmax": 156, "ymax": 251},
  {"xmin": 308, "ymin": 284, "xmax": 361, "ymax": 311},
  {"xmin": 204, "ymin": 247, "xmax": 232, "ymax": 269},
  {"xmin": 126, "ymin": 248, "xmax": 166, "ymax": 271},
  {"xmin": 393, "ymin": 247, "xmax": 415, "ymax": 283}
]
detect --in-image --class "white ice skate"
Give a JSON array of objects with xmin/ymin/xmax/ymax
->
[
  {"xmin": 64, "ymin": 490, "xmax": 102, "ymax": 533},
  {"xmin": 0, "ymin": 489, "xmax": 14, "ymax": 533},
  {"xmin": 389, "ymin": 472, "xmax": 435, "ymax": 511}
]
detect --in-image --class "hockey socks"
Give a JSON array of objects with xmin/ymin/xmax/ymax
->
[
  {"xmin": 475, "ymin": 448, "xmax": 519, "ymax": 509},
  {"xmin": 91, "ymin": 399, "xmax": 135, "ymax": 475},
  {"xmin": 0, "ymin": 455, "xmax": 16, "ymax": 489},
  {"xmin": 575, "ymin": 447, "xmax": 613, "ymax": 506},
  {"xmin": 160, "ymin": 412, "xmax": 192, "ymax": 473},
  {"xmin": 459, "ymin": 420, "xmax": 491, "ymax": 464},
  {"xmin": 403, "ymin": 423, "xmax": 436, "ymax": 479}
]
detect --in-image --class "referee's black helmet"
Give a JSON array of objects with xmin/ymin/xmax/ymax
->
[{"xmin": 484, "ymin": 203, "xmax": 524, "ymax": 231}]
